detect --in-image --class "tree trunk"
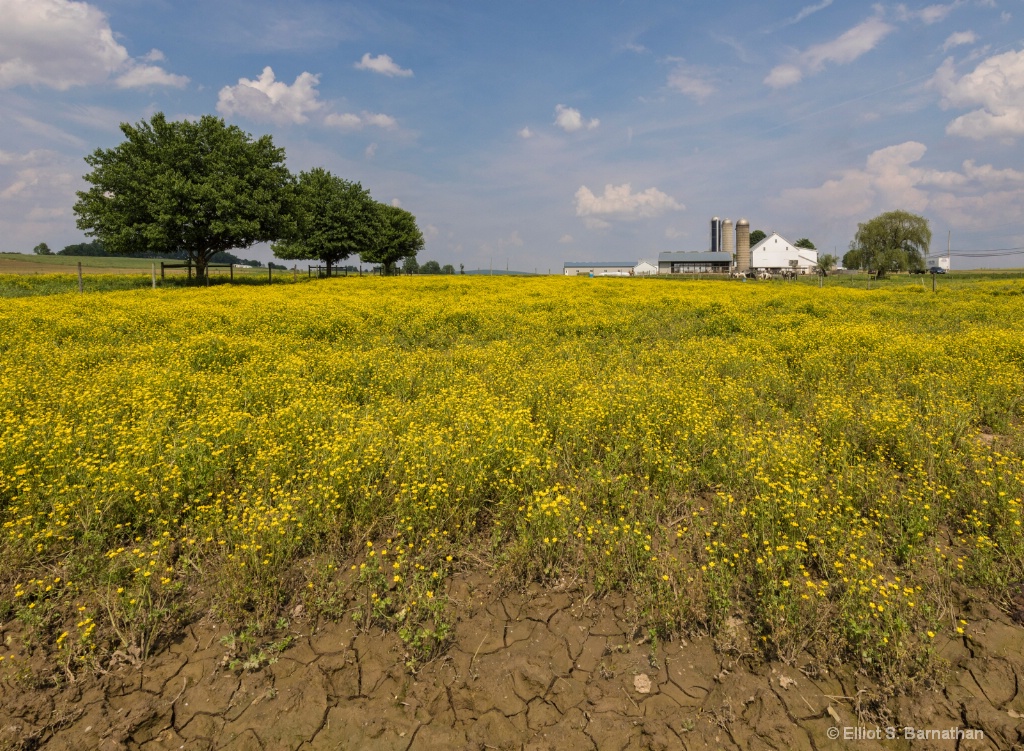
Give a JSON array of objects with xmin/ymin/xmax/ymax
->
[{"xmin": 326, "ymin": 259, "xmax": 333, "ymax": 278}]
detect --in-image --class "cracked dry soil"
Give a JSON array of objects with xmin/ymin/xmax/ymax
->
[{"xmin": 3, "ymin": 576, "xmax": 1024, "ymax": 751}]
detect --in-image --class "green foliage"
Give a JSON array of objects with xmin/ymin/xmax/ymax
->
[
  {"xmin": 74, "ymin": 113, "xmax": 293, "ymax": 280},
  {"xmin": 794, "ymin": 238, "xmax": 816, "ymax": 250},
  {"xmin": 361, "ymin": 204, "xmax": 424, "ymax": 274},
  {"xmin": 420, "ymin": 260, "xmax": 442, "ymax": 274},
  {"xmin": 441, "ymin": 264, "xmax": 455, "ymax": 275},
  {"xmin": 59, "ymin": 241, "xmax": 106, "ymax": 256},
  {"xmin": 272, "ymin": 168, "xmax": 379, "ymax": 275},
  {"xmin": 32, "ymin": 243, "xmax": 52, "ymax": 255},
  {"xmin": 815, "ymin": 253, "xmax": 838, "ymax": 276},
  {"xmin": 846, "ymin": 210, "xmax": 931, "ymax": 279},
  {"xmin": 402, "ymin": 255, "xmax": 420, "ymax": 274},
  {"xmin": 749, "ymin": 229, "xmax": 767, "ymax": 246}
]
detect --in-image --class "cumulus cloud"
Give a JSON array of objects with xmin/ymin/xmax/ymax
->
[
  {"xmin": 942, "ymin": 30, "xmax": 977, "ymax": 51},
  {"xmin": 518, "ymin": 126, "xmax": 533, "ymax": 139},
  {"xmin": 554, "ymin": 105, "xmax": 599, "ymax": 132},
  {"xmin": 933, "ymin": 50, "xmax": 1024, "ymax": 139},
  {"xmin": 775, "ymin": 141, "xmax": 1024, "ymax": 229},
  {"xmin": 0, "ymin": 0, "xmax": 187, "ymax": 90},
  {"xmin": 574, "ymin": 183, "xmax": 683, "ymax": 223},
  {"xmin": 354, "ymin": 53, "xmax": 413, "ymax": 78},
  {"xmin": 764, "ymin": 15, "xmax": 894, "ymax": 88},
  {"xmin": 324, "ymin": 111, "xmax": 397, "ymax": 130},
  {"xmin": 217, "ymin": 67, "xmax": 323, "ymax": 125},
  {"xmin": 667, "ymin": 65, "xmax": 715, "ymax": 102}
]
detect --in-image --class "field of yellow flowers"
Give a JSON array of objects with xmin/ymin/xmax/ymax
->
[{"xmin": 1, "ymin": 275, "xmax": 1022, "ymax": 683}]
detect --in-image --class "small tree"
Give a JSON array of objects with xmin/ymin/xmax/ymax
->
[
  {"xmin": 74, "ymin": 113, "xmax": 293, "ymax": 281},
  {"xmin": 794, "ymin": 238, "xmax": 816, "ymax": 250},
  {"xmin": 441, "ymin": 264, "xmax": 455, "ymax": 275},
  {"xmin": 361, "ymin": 204, "xmax": 424, "ymax": 275},
  {"xmin": 33, "ymin": 242, "xmax": 52, "ymax": 255},
  {"xmin": 459, "ymin": 263, "xmax": 464, "ymax": 275},
  {"xmin": 847, "ymin": 210, "xmax": 931, "ymax": 279},
  {"xmin": 420, "ymin": 260, "xmax": 442, "ymax": 274},
  {"xmin": 272, "ymin": 168, "xmax": 378, "ymax": 277},
  {"xmin": 402, "ymin": 255, "xmax": 420, "ymax": 274},
  {"xmin": 749, "ymin": 229, "xmax": 767, "ymax": 247},
  {"xmin": 815, "ymin": 253, "xmax": 838, "ymax": 276}
]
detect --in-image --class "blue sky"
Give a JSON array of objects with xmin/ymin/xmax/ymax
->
[{"xmin": 1, "ymin": 0, "xmax": 1022, "ymax": 269}]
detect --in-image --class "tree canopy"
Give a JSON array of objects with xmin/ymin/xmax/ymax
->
[
  {"xmin": 73, "ymin": 113, "xmax": 293, "ymax": 280},
  {"xmin": 272, "ymin": 168, "xmax": 378, "ymax": 276},
  {"xmin": 814, "ymin": 253, "xmax": 838, "ymax": 276},
  {"xmin": 844, "ymin": 210, "xmax": 931, "ymax": 278},
  {"xmin": 32, "ymin": 243, "xmax": 52, "ymax": 255},
  {"xmin": 420, "ymin": 260, "xmax": 442, "ymax": 274},
  {"xmin": 361, "ymin": 204, "xmax": 424, "ymax": 274},
  {"xmin": 748, "ymin": 229, "xmax": 766, "ymax": 247},
  {"xmin": 794, "ymin": 238, "xmax": 816, "ymax": 250}
]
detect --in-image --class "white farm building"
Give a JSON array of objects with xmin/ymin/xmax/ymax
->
[
  {"xmin": 751, "ymin": 233, "xmax": 818, "ymax": 274},
  {"xmin": 563, "ymin": 260, "xmax": 658, "ymax": 276}
]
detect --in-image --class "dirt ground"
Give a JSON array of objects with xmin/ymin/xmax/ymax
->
[{"xmin": 2, "ymin": 576, "xmax": 1023, "ymax": 751}]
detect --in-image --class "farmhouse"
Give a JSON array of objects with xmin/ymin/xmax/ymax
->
[
  {"xmin": 751, "ymin": 233, "xmax": 817, "ymax": 274},
  {"xmin": 657, "ymin": 251, "xmax": 732, "ymax": 275}
]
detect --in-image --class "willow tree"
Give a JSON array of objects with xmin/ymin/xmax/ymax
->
[
  {"xmin": 845, "ymin": 210, "xmax": 931, "ymax": 278},
  {"xmin": 272, "ymin": 168, "xmax": 379, "ymax": 277},
  {"xmin": 74, "ymin": 113, "xmax": 293, "ymax": 281}
]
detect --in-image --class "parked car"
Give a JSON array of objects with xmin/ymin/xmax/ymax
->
[
  {"xmin": 928, "ymin": 266, "xmax": 947, "ymax": 274},
  {"xmin": 910, "ymin": 268, "xmax": 926, "ymax": 274}
]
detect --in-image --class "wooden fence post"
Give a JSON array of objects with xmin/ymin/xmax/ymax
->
[
  {"xmin": 161, "ymin": 262, "xmax": 165, "ymax": 280},
  {"xmin": 77, "ymin": 262, "xmax": 83, "ymax": 293}
]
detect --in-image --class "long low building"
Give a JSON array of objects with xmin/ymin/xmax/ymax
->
[
  {"xmin": 563, "ymin": 260, "xmax": 658, "ymax": 276},
  {"xmin": 658, "ymin": 251, "xmax": 732, "ymax": 275}
]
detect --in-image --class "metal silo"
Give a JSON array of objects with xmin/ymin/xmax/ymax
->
[
  {"xmin": 710, "ymin": 217, "xmax": 722, "ymax": 253},
  {"xmin": 736, "ymin": 219, "xmax": 750, "ymax": 272},
  {"xmin": 722, "ymin": 218, "xmax": 734, "ymax": 258}
]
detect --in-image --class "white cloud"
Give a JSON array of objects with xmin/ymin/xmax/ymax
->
[
  {"xmin": 896, "ymin": 1, "xmax": 963, "ymax": 25},
  {"xmin": 933, "ymin": 50, "xmax": 1024, "ymax": 139},
  {"xmin": 0, "ymin": 0, "xmax": 186, "ymax": 90},
  {"xmin": 765, "ymin": 15, "xmax": 894, "ymax": 88},
  {"xmin": 354, "ymin": 53, "xmax": 413, "ymax": 78},
  {"xmin": 574, "ymin": 183, "xmax": 683, "ymax": 222},
  {"xmin": 775, "ymin": 141, "xmax": 1024, "ymax": 230},
  {"xmin": 115, "ymin": 64, "xmax": 188, "ymax": 89},
  {"xmin": 217, "ymin": 67, "xmax": 323, "ymax": 125},
  {"xmin": 391, "ymin": 198, "xmax": 401, "ymax": 207},
  {"xmin": 323, "ymin": 111, "xmax": 397, "ymax": 130},
  {"xmin": 364, "ymin": 143, "xmax": 377, "ymax": 159},
  {"xmin": 942, "ymin": 30, "xmax": 977, "ymax": 51},
  {"xmin": 667, "ymin": 65, "xmax": 715, "ymax": 102},
  {"xmin": 554, "ymin": 105, "xmax": 599, "ymax": 132},
  {"xmin": 0, "ymin": 148, "xmax": 81, "ymax": 250},
  {"xmin": 518, "ymin": 126, "xmax": 533, "ymax": 139},
  {"xmin": 559, "ymin": 234, "xmax": 574, "ymax": 244},
  {"xmin": 785, "ymin": 0, "xmax": 835, "ymax": 26}
]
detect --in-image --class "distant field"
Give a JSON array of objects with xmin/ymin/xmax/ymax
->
[{"xmin": 0, "ymin": 253, "xmax": 268, "ymax": 276}]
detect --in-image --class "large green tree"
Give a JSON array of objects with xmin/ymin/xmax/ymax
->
[
  {"xmin": 749, "ymin": 229, "xmax": 767, "ymax": 247},
  {"xmin": 272, "ymin": 168, "xmax": 378, "ymax": 277},
  {"xmin": 845, "ymin": 210, "xmax": 931, "ymax": 278},
  {"xmin": 74, "ymin": 113, "xmax": 293, "ymax": 281},
  {"xmin": 361, "ymin": 204, "xmax": 424, "ymax": 274},
  {"xmin": 794, "ymin": 238, "xmax": 816, "ymax": 250},
  {"xmin": 814, "ymin": 253, "xmax": 838, "ymax": 276},
  {"xmin": 33, "ymin": 242, "xmax": 52, "ymax": 255}
]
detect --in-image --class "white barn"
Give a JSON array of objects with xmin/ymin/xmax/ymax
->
[{"xmin": 751, "ymin": 233, "xmax": 817, "ymax": 274}]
